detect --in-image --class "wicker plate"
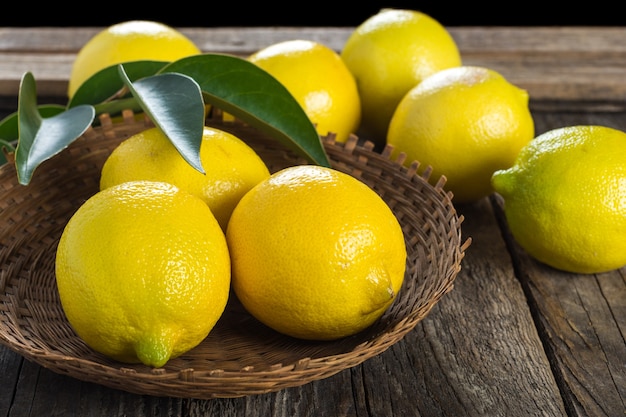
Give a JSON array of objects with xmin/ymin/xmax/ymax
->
[{"xmin": 0, "ymin": 111, "xmax": 469, "ymax": 399}]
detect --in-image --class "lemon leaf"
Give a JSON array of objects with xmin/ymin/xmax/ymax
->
[
  {"xmin": 7, "ymin": 53, "xmax": 331, "ymax": 184},
  {"xmin": 68, "ymin": 60, "xmax": 170, "ymax": 109},
  {"xmin": 161, "ymin": 54, "xmax": 331, "ymax": 167},
  {"xmin": 118, "ymin": 65, "xmax": 206, "ymax": 173},
  {"xmin": 0, "ymin": 103, "xmax": 66, "ymax": 142},
  {"xmin": 0, "ymin": 104, "xmax": 66, "ymax": 165},
  {"xmin": 14, "ymin": 72, "xmax": 95, "ymax": 185}
]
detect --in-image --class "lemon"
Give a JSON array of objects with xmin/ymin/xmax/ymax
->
[
  {"xmin": 226, "ymin": 165, "xmax": 406, "ymax": 341},
  {"xmin": 387, "ymin": 66, "xmax": 535, "ymax": 203},
  {"xmin": 100, "ymin": 126, "xmax": 270, "ymax": 231},
  {"xmin": 340, "ymin": 8, "xmax": 462, "ymax": 146},
  {"xmin": 68, "ymin": 20, "xmax": 201, "ymax": 98},
  {"xmin": 248, "ymin": 39, "xmax": 361, "ymax": 143},
  {"xmin": 492, "ymin": 125, "xmax": 626, "ymax": 274},
  {"xmin": 55, "ymin": 181, "xmax": 231, "ymax": 368}
]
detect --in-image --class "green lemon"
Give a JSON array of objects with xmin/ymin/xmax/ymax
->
[{"xmin": 491, "ymin": 125, "xmax": 626, "ymax": 274}]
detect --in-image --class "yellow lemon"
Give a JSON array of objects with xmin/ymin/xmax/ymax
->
[
  {"xmin": 226, "ymin": 165, "xmax": 406, "ymax": 341},
  {"xmin": 100, "ymin": 126, "xmax": 270, "ymax": 231},
  {"xmin": 387, "ymin": 66, "xmax": 535, "ymax": 203},
  {"xmin": 68, "ymin": 20, "xmax": 201, "ymax": 98},
  {"xmin": 248, "ymin": 39, "xmax": 361, "ymax": 143},
  {"xmin": 491, "ymin": 125, "xmax": 626, "ymax": 274},
  {"xmin": 340, "ymin": 8, "xmax": 462, "ymax": 146},
  {"xmin": 55, "ymin": 181, "xmax": 231, "ymax": 368}
]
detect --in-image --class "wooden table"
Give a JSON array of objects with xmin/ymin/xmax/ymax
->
[{"xmin": 1, "ymin": 26, "xmax": 625, "ymax": 417}]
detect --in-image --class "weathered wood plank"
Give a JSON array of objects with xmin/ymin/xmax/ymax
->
[
  {"xmin": 6, "ymin": 360, "xmax": 184, "ymax": 417},
  {"xmin": 3, "ymin": 27, "xmax": 626, "ymax": 54},
  {"xmin": 425, "ymin": 198, "xmax": 566, "ymax": 416},
  {"xmin": 1, "ymin": 27, "xmax": 626, "ymax": 104},
  {"xmin": 0, "ymin": 346, "xmax": 22, "ymax": 415},
  {"xmin": 496, "ymin": 222, "xmax": 626, "ymax": 417}
]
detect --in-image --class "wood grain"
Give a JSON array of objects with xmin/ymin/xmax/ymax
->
[{"xmin": 1, "ymin": 27, "xmax": 626, "ymax": 105}]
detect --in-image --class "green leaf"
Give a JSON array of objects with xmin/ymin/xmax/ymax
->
[
  {"xmin": 0, "ymin": 104, "xmax": 68, "ymax": 142},
  {"xmin": 0, "ymin": 104, "xmax": 66, "ymax": 166},
  {"xmin": 14, "ymin": 72, "xmax": 95, "ymax": 185},
  {"xmin": 92, "ymin": 97, "xmax": 143, "ymax": 118},
  {"xmin": 68, "ymin": 60, "xmax": 170, "ymax": 109},
  {"xmin": 161, "ymin": 54, "xmax": 331, "ymax": 167},
  {"xmin": 9, "ymin": 53, "xmax": 332, "ymax": 184},
  {"xmin": 118, "ymin": 65, "xmax": 206, "ymax": 173}
]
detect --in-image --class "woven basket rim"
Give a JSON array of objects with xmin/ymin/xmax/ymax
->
[{"xmin": 0, "ymin": 111, "xmax": 470, "ymax": 399}]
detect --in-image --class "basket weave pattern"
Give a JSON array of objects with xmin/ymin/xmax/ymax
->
[{"xmin": 0, "ymin": 111, "xmax": 469, "ymax": 399}]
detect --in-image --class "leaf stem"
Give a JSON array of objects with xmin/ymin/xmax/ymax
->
[{"xmin": 93, "ymin": 98, "xmax": 143, "ymax": 117}]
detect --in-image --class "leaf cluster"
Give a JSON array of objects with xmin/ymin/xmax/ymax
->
[{"xmin": 0, "ymin": 54, "xmax": 330, "ymax": 185}]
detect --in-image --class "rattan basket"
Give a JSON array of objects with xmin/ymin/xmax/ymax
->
[{"xmin": 0, "ymin": 110, "xmax": 470, "ymax": 399}]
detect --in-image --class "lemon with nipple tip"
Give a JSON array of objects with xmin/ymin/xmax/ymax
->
[
  {"xmin": 492, "ymin": 125, "xmax": 626, "ymax": 274},
  {"xmin": 55, "ymin": 180, "xmax": 231, "ymax": 368},
  {"xmin": 226, "ymin": 165, "xmax": 407, "ymax": 341}
]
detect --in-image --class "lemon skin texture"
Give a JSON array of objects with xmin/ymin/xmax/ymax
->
[
  {"xmin": 226, "ymin": 165, "xmax": 407, "ymax": 341},
  {"xmin": 249, "ymin": 39, "xmax": 361, "ymax": 143},
  {"xmin": 55, "ymin": 181, "xmax": 231, "ymax": 368},
  {"xmin": 387, "ymin": 66, "xmax": 535, "ymax": 203},
  {"xmin": 341, "ymin": 8, "xmax": 462, "ymax": 146},
  {"xmin": 100, "ymin": 126, "xmax": 270, "ymax": 231},
  {"xmin": 492, "ymin": 125, "xmax": 626, "ymax": 274},
  {"xmin": 68, "ymin": 20, "xmax": 201, "ymax": 98}
]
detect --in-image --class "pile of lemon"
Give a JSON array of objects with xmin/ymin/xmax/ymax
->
[
  {"xmin": 56, "ymin": 12, "xmax": 626, "ymax": 369},
  {"xmin": 58, "ymin": 21, "xmax": 407, "ymax": 369},
  {"xmin": 335, "ymin": 9, "xmax": 626, "ymax": 276},
  {"xmin": 57, "ymin": 123, "xmax": 407, "ymax": 368}
]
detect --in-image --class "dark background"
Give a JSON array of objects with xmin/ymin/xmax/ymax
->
[{"xmin": 2, "ymin": 3, "xmax": 625, "ymax": 27}]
